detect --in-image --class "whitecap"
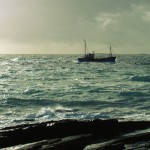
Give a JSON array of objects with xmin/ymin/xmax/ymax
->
[
  {"xmin": 11, "ymin": 58, "xmax": 19, "ymax": 62},
  {"xmin": 25, "ymin": 106, "xmax": 74, "ymax": 121}
]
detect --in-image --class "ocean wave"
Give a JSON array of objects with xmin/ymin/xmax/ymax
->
[
  {"xmin": 0, "ymin": 73, "xmax": 9, "ymax": 79},
  {"xmin": 62, "ymin": 100, "xmax": 110, "ymax": 108},
  {"xmin": 11, "ymin": 57, "xmax": 19, "ymax": 62},
  {"xmin": 130, "ymin": 75, "xmax": 150, "ymax": 82},
  {"xmin": 3, "ymin": 98, "xmax": 59, "ymax": 107},
  {"xmin": 25, "ymin": 106, "xmax": 111, "ymax": 121},
  {"xmin": 119, "ymin": 91, "xmax": 147, "ymax": 97},
  {"xmin": 23, "ymin": 87, "xmax": 44, "ymax": 95},
  {"xmin": 0, "ymin": 54, "xmax": 150, "ymax": 128},
  {"xmin": 122, "ymin": 113, "xmax": 150, "ymax": 121},
  {"xmin": 25, "ymin": 106, "xmax": 74, "ymax": 120},
  {"xmin": 135, "ymin": 61, "xmax": 150, "ymax": 65}
]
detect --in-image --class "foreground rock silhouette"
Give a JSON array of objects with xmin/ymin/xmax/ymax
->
[{"xmin": 0, "ymin": 119, "xmax": 150, "ymax": 149}]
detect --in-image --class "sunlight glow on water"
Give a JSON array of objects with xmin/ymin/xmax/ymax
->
[{"xmin": 0, "ymin": 54, "xmax": 150, "ymax": 127}]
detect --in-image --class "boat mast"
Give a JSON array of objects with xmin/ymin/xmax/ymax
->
[
  {"xmin": 110, "ymin": 44, "xmax": 112, "ymax": 57},
  {"xmin": 84, "ymin": 40, "xmax": 87, "ymax": 56}
]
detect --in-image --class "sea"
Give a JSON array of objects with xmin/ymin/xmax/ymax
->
[{"xmin": 0, "ymin": 54, "xmax": 150, "ymax": 128}]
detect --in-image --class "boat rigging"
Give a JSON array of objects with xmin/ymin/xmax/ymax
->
[{"xmin": 78, "ymin": 40, "xmax": 116, "ymax": 62}]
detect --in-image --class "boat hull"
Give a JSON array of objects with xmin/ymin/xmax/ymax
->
[{"xmin": 78, "ymin": 56, "xmax": 116, "ymax": 62}]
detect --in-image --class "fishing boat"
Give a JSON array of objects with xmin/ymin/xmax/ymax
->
[{"xmin": 78, "ymin": 40, "xmax": 116, "ymax": 62}]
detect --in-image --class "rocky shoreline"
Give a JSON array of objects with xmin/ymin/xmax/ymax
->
[{"xmin": 0, "ymin": 119, "xmax": 150, "ymax": 149}]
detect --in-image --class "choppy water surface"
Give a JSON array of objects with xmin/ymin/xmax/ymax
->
[{"xmin": 0, "ymin": 54, "xmax": 150, "ymax": 128}]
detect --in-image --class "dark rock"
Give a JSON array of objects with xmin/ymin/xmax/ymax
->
[
  {"xmin": 17, "ymin": 134, "xmax": 93, "ymax": 150},
  {"xmin": 0, "ymin": 119, "xmax": 150, "ymax": 149},
  {"xmin": 41, "ymin": 134, "xmax": 94, "ymax": 150},
  {"xmin": 84, "ymin": 131, "xmax": 150, "ymax": 150},
  {"xmin": 125, "ymin": 141, "xmax": 150, "ymax": 150},
  {"xmin": 18, "ymin": 138, "xmax": 62, "ymax": 150},
  {"xmin": 118, "ymin": 121, "xmax": 150, "ymax": 133},
  {"xmin": 0, "ymin": 119, "xmax": 118, "ymax": 148},
  {"xmin": 85, "ymin": 141, "xmax": 125, "ymax": 150}
]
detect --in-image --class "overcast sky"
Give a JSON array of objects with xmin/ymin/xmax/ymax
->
[{"xmin": 0, "ymin": 0, "xmax": 150, "ymax": 54}]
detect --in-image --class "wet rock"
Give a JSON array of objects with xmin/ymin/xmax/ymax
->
[
  {"xmin": 0, "ymin": 119, "xmax": 150, "ymax": 149},
  {"xmin": 18, "ymin": 138, "xmax": 62, "ymax": 150},
  {"xmin": 0, "ymin": 119, "xmax": 118, "ymax": 148},
  {"xmin": 84, "ymin": 131, "xmax": 150, "ymax": 150},
  {"xmin": 15, "ymin": 134, "xmax": 93, "ymax": 150}
]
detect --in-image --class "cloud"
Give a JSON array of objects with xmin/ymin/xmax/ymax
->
[{"xmin": 0, "ymin": 0, "xmax": 150, "ymax": 54}]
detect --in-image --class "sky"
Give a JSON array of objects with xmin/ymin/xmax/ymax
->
[{"xmin": 0, "ymin": 0, "xmax": 150, "ymax": 54}]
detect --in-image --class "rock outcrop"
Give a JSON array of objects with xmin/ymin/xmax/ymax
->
[{"xmin": 0, "ymin": 119, "xmax": 150, "ymax": 149}]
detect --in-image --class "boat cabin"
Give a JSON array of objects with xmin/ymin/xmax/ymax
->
[{"xmin": 85, "ymin": 52, "xmax": 95, "ymax": 60}]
